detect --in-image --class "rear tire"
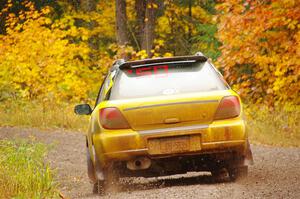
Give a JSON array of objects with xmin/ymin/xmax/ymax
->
[
  {"xmin": 211, "ymin": 167, "xmax": 228, "ymax": 182},
  {"xmin": 93, "ymin": 180, "xmax": 105, "ymax": 195},
  {"xmin": 86, "ymin": 137, "xmax": 120, "ymax": 194},
  {"xmin": 227, "ymin": 150, "xmax": 249, "ymax": 181},
  {"xmin": 228, "ymin": 166, "xmax": 248, "ymax": 181},
  {"xmin": 92, "ymin": 166, "xmax": 120, "ymax": 195}
]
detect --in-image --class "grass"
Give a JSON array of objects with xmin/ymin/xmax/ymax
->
[
  {"xmin": 0, "ymin": 100, "xmax": 299, "ymax": 147},
  {"xmin": 245, "ymin": 104, "xmax": 300, "ymax": 147},
  {"xmin": 0, "ymin": 139, "xmax": 58, "ymax": 198},
  {"xmin": 0, "ymin": 100, "xmax": 88, "ymax": 131}
]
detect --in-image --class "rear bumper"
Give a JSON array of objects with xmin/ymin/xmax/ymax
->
[
  {"xmin": 92, "ymin": 118, "xmax": 247, "ymax": 166},
  {"xmin": 115, "ymin": 151, "xmax": 245, "ymax": 177}
]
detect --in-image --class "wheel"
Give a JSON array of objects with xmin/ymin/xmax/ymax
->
[
  {"xmin": 93, "ymin": 180, "xmax": 105, "ymax": 195},
  {"xmin": 86, "ymin": 137, "xmax": 120, "ymax": 194},
  {"xmin": 228, "ymin": 166, "xmax": 248, "ymax": 181},
  {"xmin": 92, "ymin": 165, "xmax": 120, "ymax": 195},
  {"xmin": 211, "ymin": 167, "xmax": 228, "ymax": 182}
]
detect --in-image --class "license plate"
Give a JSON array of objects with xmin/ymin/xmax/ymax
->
[{"xmin": 148, "ymin": 135, "xmax": 201, "ymax": 155}]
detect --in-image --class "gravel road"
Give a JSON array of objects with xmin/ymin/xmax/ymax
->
[{"xmin": 1, "ymin": 127, "xmax": 300, "ymax": 199}]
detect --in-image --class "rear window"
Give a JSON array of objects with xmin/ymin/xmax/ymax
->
[{"xmin": 110, "ymin": 61, "xmax": 228, "ymax": 100}]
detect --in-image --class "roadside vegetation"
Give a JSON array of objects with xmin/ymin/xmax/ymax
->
[
  {"xmin": 0, "ymin": 100, "xmax": 88, "ymax": 131},
  {"xmin": 245, "ymin": 104, "xmax": 300, "ymax": 147},
  {"xmin": 0, "ymin": 139, "xmax": 58, "ymax": 198},
  {"xmin": 1, "ymin": 101, "xmax": 299, "ymax": 147},
  {"xmin": 0, "ymin": 1, "xmax": 298, "ymax": 197},
  {"xmin": 0, "ymin": 5, "xmax": 299, "ymax": 198},
  {"xmin": 0, "ymin": 0, "xmax": 299, "ymax": 146}
]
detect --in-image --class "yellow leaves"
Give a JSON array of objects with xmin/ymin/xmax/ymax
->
[
  {"xmin": 85, "ymin": 1, "xmax": 115, "ymax": 39},
  {"xmin": 81, "ymin": 35, "xmax": 89, "ymax": 41},
  {"xmin": 217, "ymin": 0, "xmax": 300, "ymax": 105},
  {"xmin": 282, "ymin": 0, "xmax": 296, "ymax": 8},
  {"xmin": 136, "ymin": 50, "xmax": 148, "ymax": 59},
  {"xmin": 147, "ymin": 3, "xmax": 158, "ymax": 9},
  {"xmin": 274, "ymin": 69, "xmax": 284, "ymax": 77},
  {"xmin": 191, "ymin": 6, "xmax": 211, "ymax": 24},
  {"xmin": 68, "ymin": 26, "xmax": 78, "ymax": 37},
  {"xmin": 32, "ymin": 11, "xmax": 40, "ymax": 19},
  {"xmin": 0, "ymin": 3, "xmax": 101, "ymax": 102},
  {"xmin": 157, "ymin": 16, "xmax": 171, "ymax": 35},
  {"xmin": 41, "ymin": 7, "xmax": 51, "ymax": 15},
  {"xmin": 8, "ymin": 13, "xmax": 16, "ymax": 18},
  {"xmin": 287, "ymin": 20, "xmax": 298, "ymax": 30},
  {"xmin": 6, "ymin": 0, "xmax": 13, "ymax": 8},
  {"xmin": 163, "ymin": 52, "xmax": 173, "ymax": 57},
  {"xmin": 273, "ymin": 78, "xmax": 286, "ymax": 91},
  {"xmin": 44, "ymin": 18, "xmax": 52, "ymax": 25},
  {"xmin": 255, "ymin": 71, "xmax": 264, "ymax": 79},
  {"xmin": 156, "ymin": 39, "xmax": 164, "ymax": 46}
]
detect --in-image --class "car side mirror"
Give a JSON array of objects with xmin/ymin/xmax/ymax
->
[{"xmin": 74, "ymin": 104, "xmax": 92, "ymax": 115}]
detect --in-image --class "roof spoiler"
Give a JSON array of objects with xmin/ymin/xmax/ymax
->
[{"xmin": 117, "ymin": 52, "xmax": 207, "ymax": 70}]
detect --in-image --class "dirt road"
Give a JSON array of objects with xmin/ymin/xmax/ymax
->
[{"xmin": 1, "ymin": 127, "xmax": 300, "ymax": 199}]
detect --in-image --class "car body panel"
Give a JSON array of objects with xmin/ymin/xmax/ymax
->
[
  {"xmin": 87, "ymin": 89, "xmax": 247, "ymax": 168},
  {"xmin": 91, "ymin": 117, "xmax": 246, "ymax": 165},
  {"xmin": 84, "ymin": 58, "xmax": 251, "ymax": 172}
]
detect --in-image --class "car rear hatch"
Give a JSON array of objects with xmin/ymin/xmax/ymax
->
[
  {"xmin": 103, "ymin": 58, "xmax": 231, "ymax": 131},
  {"xmin": 108, "ymin": 92, "xmax": 225, "ymax": 131}
]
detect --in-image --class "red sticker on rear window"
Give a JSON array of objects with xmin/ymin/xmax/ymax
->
[{"xmin": 125, "ymin": 65, "xmax": 169, "ymax": 77}]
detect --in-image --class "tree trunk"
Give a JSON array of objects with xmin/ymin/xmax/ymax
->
[
  {"xmin": 188, "ymin": 0, "xmax": 192, "ymax": 44},
  {"xmin": 115, "ymin": 0, "xmax": 129, "ymax": 45},
  {"xmin": 141, "ymin": 0, "xmax": 157, "ymax": 57},
  {"xmin": 135, "ymin": 0, "xmax": 146, "ymax": 50}
]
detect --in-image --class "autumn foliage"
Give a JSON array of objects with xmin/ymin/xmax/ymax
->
[
  {"xmin": 0, "ymin": 1, "xmax": 98, "ymax": 101},
  {"xmin": 217, "ymin": 0, "xmax": 300, "ymax": 106},
  {"xmin": 0, "ymin": 0, "xmax": 299, "ymax": 107}
]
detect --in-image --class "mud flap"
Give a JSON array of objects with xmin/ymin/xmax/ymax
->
[
  {"xmin": 86, "ymin": 137, "xmax": 104, "ymax": 183},
  {"xmin": 86, "ymin": 147, "xmax": 98, "ymax": 183},
  {"xmin": 244, "ymin": 139, "xmax": 254, "ymax": 166},
  {"xmin": 93, "ymin": 145, "xmax": 105, "ymax": 181}
]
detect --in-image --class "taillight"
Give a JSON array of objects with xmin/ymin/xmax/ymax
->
[
  {"xmin": 214, "ymin": 96, "xmax": 241, "ymax": 120},
  {"xmin": 99, "ymin": 107, "xmax": 130, "ymax": 129}
]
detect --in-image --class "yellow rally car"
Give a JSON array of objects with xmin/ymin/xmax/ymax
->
[{"xmin": 75, "ymin": 53, "xmax": 253, "ymax": 194}]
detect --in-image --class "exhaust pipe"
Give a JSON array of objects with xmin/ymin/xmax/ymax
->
[{"xmin": 127, "ymin": 157, "xmax": 151, "ymax": 170}]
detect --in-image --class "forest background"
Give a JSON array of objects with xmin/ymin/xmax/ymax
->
[{"xmin": 0, "ymin": 0, "xmax": 299, "ymax": 146}]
